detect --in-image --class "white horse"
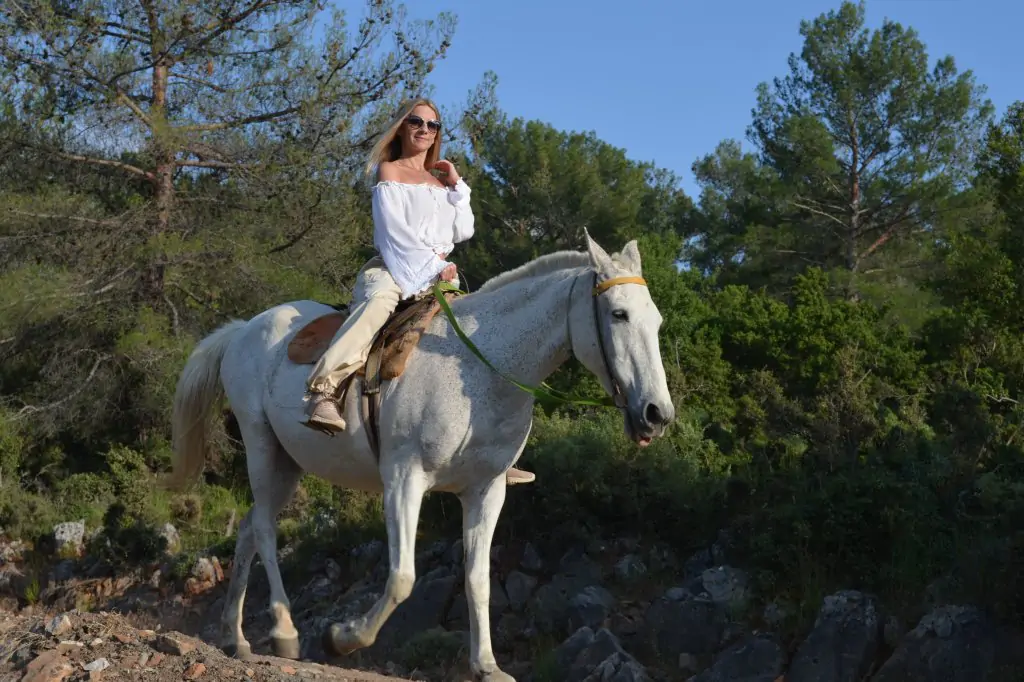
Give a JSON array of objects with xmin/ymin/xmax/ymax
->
[{"xmin": 168, "ymin": 232, "xmax": 675, "ymax": 681}]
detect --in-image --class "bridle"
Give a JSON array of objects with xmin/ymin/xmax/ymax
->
[
  {"xmin": 567, "ymin": 270, "xmax": 648, "ymax": 414},
  {"xmin": 431, "ymin": 268, "xmax": 648, "ymax": 413}
]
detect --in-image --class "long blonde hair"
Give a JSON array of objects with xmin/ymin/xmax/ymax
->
[{"xmin": 364, "ymin": 98, "xmax": 443, "ymax": 182}]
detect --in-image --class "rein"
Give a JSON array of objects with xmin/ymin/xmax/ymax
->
[{"xmin": 431, "ymin": 272, "xmax": 647, "ymax": 411}]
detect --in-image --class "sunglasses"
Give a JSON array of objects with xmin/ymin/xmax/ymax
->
[{"xmin": 405, "ymin": 114, "xmax": 442, "ymax": 133}]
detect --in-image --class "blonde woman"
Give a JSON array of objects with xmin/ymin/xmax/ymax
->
[{"xmin": 302, "ymin": 98, "xmax": 535, "ymax": 485}]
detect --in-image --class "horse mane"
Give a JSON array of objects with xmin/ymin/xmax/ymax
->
[{"xmin": 474, "ymin": 250, "xmax": 591, "ymax": 294}]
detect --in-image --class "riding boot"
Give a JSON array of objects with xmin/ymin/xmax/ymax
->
[
  {"xmin": 302, "ymin": 391, "xmax": 347, "ymax": 435},
  {"xmin": 505, "ymin": 467, "xmax": 535, "ymax": 485}
]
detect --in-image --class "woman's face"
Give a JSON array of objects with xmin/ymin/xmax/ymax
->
[{"xmin": 398, "ymin": 104, "xmax": 441, "ymax": 156}]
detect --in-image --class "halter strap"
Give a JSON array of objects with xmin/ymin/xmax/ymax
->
[{"xmin": 592, "ymin": 276, "xmax": 647, "ymax": 296}]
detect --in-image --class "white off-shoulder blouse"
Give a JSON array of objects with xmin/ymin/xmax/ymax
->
[{"xmin": 371, "ymin": 179, "xmax": 475, "ymax": 299}]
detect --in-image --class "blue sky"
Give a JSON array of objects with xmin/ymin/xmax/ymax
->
[{"xmin": 345, "ymin": 0, "xmax": 1021, "ymax": 200}]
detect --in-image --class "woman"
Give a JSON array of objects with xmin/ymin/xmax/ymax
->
[{"xmin": 302, "ymin": 98, "xmax": 535, "ymax": 485}]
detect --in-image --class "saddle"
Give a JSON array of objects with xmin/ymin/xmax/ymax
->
[{"xmin": 287, "ymin": 289, "xmax": 462, "ymax": 454}]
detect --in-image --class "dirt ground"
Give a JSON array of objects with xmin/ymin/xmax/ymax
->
[{"xmin": 0, "ymin": 609, "xmax": 413, "ymax": 682}]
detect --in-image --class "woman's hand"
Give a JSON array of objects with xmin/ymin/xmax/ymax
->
[
  {"xmin": 434, "ymin": 159, "xmax": 460, "ymax": 187},
  {"xmin": 440, "ymin": 263, "xmax": 458, "ymax": 282}
]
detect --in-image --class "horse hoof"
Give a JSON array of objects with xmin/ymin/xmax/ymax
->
[
  {"xmin": 322, "ymin": 622, "xmax": 370, "ymax": 657},
  {"xmin": 222, "ymin": 641, "xmax": 253, "ymax": 661},
  {"xmin": 272, "ymin": 634, "xmax": 301, "ymax": 660}
]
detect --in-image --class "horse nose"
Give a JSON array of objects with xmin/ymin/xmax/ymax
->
[{"xmin": 644, "ymin": 402, "xmax": 672, "ymax": 427}]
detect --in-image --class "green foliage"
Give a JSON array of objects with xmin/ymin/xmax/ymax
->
[
  {"xmin": 690, "ymin": 0, "xmax": 993, "ymax": 296},
  {"xmin": 90, "ymin": 502, "xmax": 168, "ymax": 566},
  {"xmin": 394, "ymin": 628, "xmax": 468, "ymax": 673}
]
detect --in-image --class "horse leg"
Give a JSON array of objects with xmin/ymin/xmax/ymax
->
[
  {"xmin": 460, "ymin": 474, "xmax": 514, "ymax": 682},
  {"xmin": 324, "ymin": 473, "xmax": 425, "ymax": 655},
  {"xmin": 220, "ymin": 510, "xmax": 256, "ymax": 659},
  {"xmin": 221, "ymin": 417, "xmax": 303, "ymax": 660}
]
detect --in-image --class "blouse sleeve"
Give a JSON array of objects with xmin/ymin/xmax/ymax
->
[
  {"xmin": 446, "ymin": 178, "xmax": 475, "ymax": 244},
  {"xmin": 372, "ymin": 183, "xmax": 450, "ymax": 299}
]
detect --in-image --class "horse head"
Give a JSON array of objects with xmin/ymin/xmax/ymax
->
[{"xmin": 574, "ymin": 230, "xmax": 676, "ymax": 447}]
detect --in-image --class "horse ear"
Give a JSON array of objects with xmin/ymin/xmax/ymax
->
[
  {"xmin": 618, "ymin": 240, "xmax": 642, "ymax": 276},
  {"xmin": 584, "ymin": 228, "xmax": 615, "ymax": 275}
]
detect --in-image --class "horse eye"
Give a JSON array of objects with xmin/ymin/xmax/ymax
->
[{"xmin": 612, "ymin": 309, "xmax": 629, "ymax": 321}]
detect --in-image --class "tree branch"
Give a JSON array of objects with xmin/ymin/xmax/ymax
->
[
  {"xmin": 6, "ymin": 208, "xmax": 118, "ymax": 227},
  {"xmin": 178, "ymin": 105, "xmax": 301, "ymax": 133},
  {"xmin": 791, "ymin": 200, "xmax": 849, "ymax": 231},
  {"xmin": 169, "ymin": 71, "xmax": 228, "ymax": 93},
  {"xmin": 267, "ymin": 190, "xmax": 324, "ymax": 254},
  {"xmin": 13, "ymin": 352, "xmax": 110, "ymax": 420},
  {"xmin": 175, "ymin": 159, "xmax": 256, "ymax": 169},
  {"xmin": 51, "ymin": 148, "xmax": 155, "ymax": 180}
]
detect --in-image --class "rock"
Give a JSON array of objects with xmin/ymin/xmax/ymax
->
[
  {"xmin": 154, "ymin": 632, "xmax": 198, "ymax": 656},
  {"xmin": 21, "ymin": 650, "xmax": 74, "ymax": 682},
  {"xmin": 682, "ymin": 547, "xmax": 714, "ymax": 581},
  {"xmin": 762, "ymin": 601, "xmax": 788, "ymax": 627},
  {"xmin": 711, "ymin": 528, "xmax": 735, "ymax": 564},
  {"xmin": 350, "ymin": 540, "xmax": 384, "ymax": 574},
  {"xmin": 191, "ymin": 557, "xmax": 216, "ymax": 582},
  {"xmin": 529, "ymin": 574, "xmax": 600, "ymax": 635},
  {"xmin": 521, "ymin": 542, "xmax": 544, "ymax": 572},
  {"xmin": 53, "ymin": 560, "xmax": 75, "ymax": 583},
  {"xmin": 691, "ymin": 633, "xmax": 785, "ymax": 682},
  {"xmin": 0, "ymin": 538, "xmax": 27, "ymax": 564},
  {"xmin": 614, "ymin": 537, "xmax": 640, "ymax": 554},
  {"xmin": 581, "ymin": 652, "xmax": 649, "ymax": 681},
  {"xmin": 647, "ymin": 543, "xmax": 679, "ymax": 574},
  {"xmin": 665, "ymin": 586, "xmax": 694, "ymax": 601},
  {"xmin": 449, "ymin": 539, "xmax": 464, "ymax": 564},
  {"xmin": 184, "ymin": 662, "xmax": 207, "ymax": 679},
  {"xmin": 678, "ymin": 652, "xmax": 699, "ymax": 674},
  {"xmin": 559, "ymin": 547, "xmax": 604, "ymax": 584},
  {"xmin": 365, "ymin": 565, "xmax": 458, "ymax": 656},
  {"xmin": 568, "ymin": 586, "xmax": 617, "ymax": 631},
  {"xmin": 447, "ymin": 575, "xmax": 509, "ymax": 629},
  {"xmin": 700, "ymin": 566, "xmax": 748, "ymax": 609},
  {"xmin": 613, "ymin": 554, "xmax": 647, "ymax": 582},
  {"xmin": 505, "ymin": 571, "xmax": 537, "ymax": 612},
  {"xmin": 158, "ymin": 523, "xmax": 180, "ymax": 553},
  {"xmin": 585, "ymin": 536, "xmax": 609, "ymax": 556},
  {"xmin": 83, "ymin": 658, "xmax": 110, "ymax": 672},
  {"xmin": 883, "ymin": 615, "xmax": 904, "ymax": 648},
  {"xmin": 554, "ymin": 626, "xmax": 650, "ymax": 682},
  {"xmin": 46, "ymin": 614, "xmax": 73, "ymax": 637},
  {"xmin": 787, "ymin": 590, "xmax": 880, "ymax": 682},
  {"xmin": 52, "ymin": 521, "xmax": 85, "ymax": 557},
  {"xmin": 644, "ymin": 589, "xmax": 728, "ymax": 659},
  {"xmin": 324, "ymin": 558, "xmax": 342, "ymax": 582},
  {"xmin": 871, "ymin": 605, "xmax": 997, "ymax": 682},
  {"xmin": 414, "ymin": 539, "xmax": 450, "ymax": 574}
]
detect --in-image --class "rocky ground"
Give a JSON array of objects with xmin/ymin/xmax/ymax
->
[
  {"xmin": 2, "ymin": 521, "xmax": 1023, "ymax": 682},
  {"xmin": 0, "ymin": 610, "xmax": 410, "ymax": 682}
]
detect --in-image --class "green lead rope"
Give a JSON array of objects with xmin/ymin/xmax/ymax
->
[{"xmin": 432, "ymin": 280, "xmax": 618, "ymax": 410}]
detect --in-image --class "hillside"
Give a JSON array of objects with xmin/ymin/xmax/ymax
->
[{"xmin": 3, "ymin": 520, "xmax": 1023, "ymax": 682}]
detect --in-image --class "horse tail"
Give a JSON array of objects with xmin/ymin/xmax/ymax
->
[{"xmin": 166, "ymin": 319, "xmax": 248, "ymax": 491}]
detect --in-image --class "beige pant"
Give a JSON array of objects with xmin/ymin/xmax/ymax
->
[{"xmin": 307, "ymin": 256, "xmax": 402, "ymax": 395}]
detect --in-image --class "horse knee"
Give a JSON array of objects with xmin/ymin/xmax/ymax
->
[{"xmin": 388, "ymin": 570, "xmax": 415, "ymax": 605}]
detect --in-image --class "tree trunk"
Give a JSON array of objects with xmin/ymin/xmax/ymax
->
[
  {"xmin": 845, "ymin": 114, "xmax": 862, "ymax": 300},
  {"xmin": 151, "ymin": 61, "xmax": 173, "ymax": 235},
  {"xmin": 142, "ymin": 58, "xmax": 171, "ymax": 302}
]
